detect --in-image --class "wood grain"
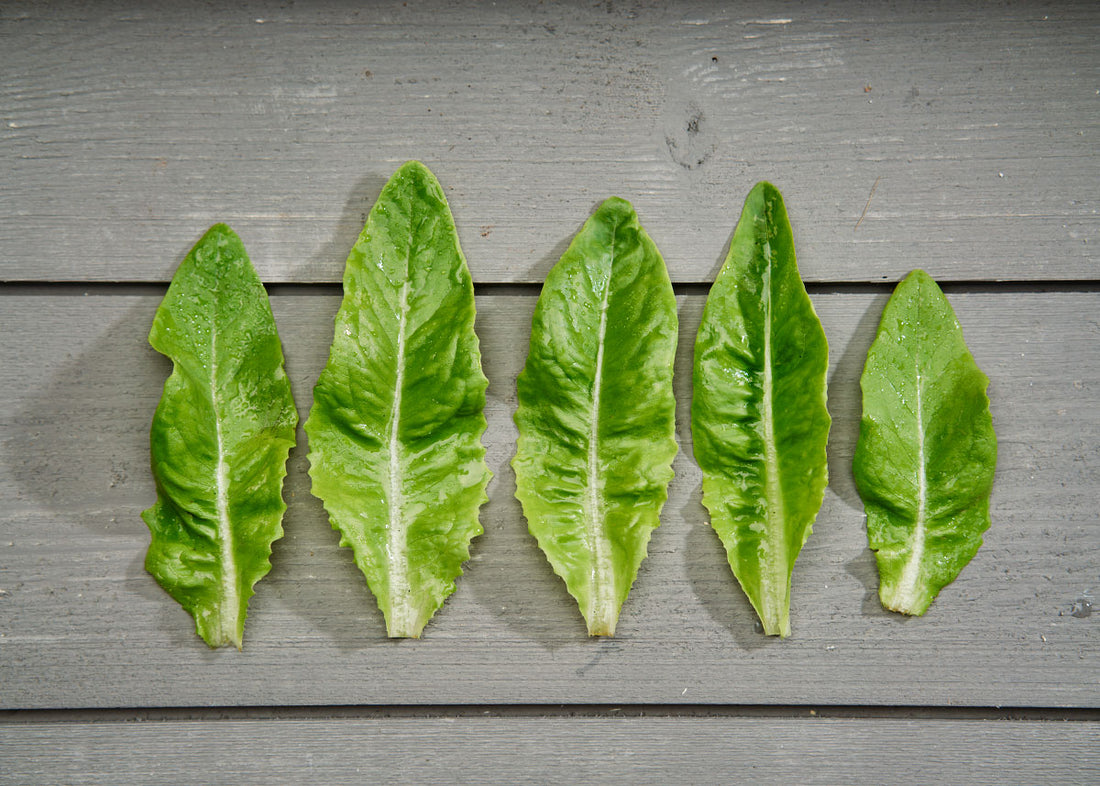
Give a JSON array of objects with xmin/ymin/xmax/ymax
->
[
  {"xmin": 2, "ymin": 715, "xmax": 1097, "ymax": 785},
  {"xmin": 3, "ymin": 1, "xmax": 1098, "ymax": 772},
  {"xmin": 1, "ymin": 0, "xmax": 1097, "ymax": 283},
  {"xmin": 1, "ymin": 291, "xmax": 1096, "ymax": 710}
]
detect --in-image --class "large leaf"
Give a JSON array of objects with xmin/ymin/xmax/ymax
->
[
  {"xmin": 143, "ymin": 223, "xmax": 298, "ymax": 649},
  {"xmin": 854, "ymin": 269, "xmax": 996, "ymax": 615},
  {"xmin": 305, "ymin": 161, "xmax": 490, "ymax": 638},
  {"xmin": 692, "ymin": 182, "xmax": 830, "ymax": 638},
  {"xmin": 513, "ymin": 197, "xmax": 677, "ymax": 636}
]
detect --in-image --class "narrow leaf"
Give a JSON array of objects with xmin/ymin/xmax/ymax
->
[
  {"xmin": 305, "ymin": 161, "xmax": 490, "ymax": 638},
  {"xmin": 513, "ymin": 197, "xmax": 677, "ymax": 636},
  {"xmin": 854, "ymin": 269, "xmax": 996, "ymax": 615},
  {"xmin": 144, "ymin": 224, "xmax": 298, "ymax": 649},
  {"xmin": 692, "ymin": 182, "xmax": 830, "ymax": 638}
]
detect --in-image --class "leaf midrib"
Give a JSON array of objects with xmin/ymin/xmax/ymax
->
[
  {"xmin": 209, "ymin": 285, "xmax": 240, "ymax": 646},
  {"xmin": 893, "ymin": 306, "xmax": 928, "ymax": 612},
  {"xmin": 760, "ymin": 247, "xmax": 788, "ymax": 633},
  {"xmin": 385, "ymin": 269, "xmax": 413, "ymax": 636},
  {"xmin": 584, "ymin": 237, "xmax": 616, "ymax": 635}
]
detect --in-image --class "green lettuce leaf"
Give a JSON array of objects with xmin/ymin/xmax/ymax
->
[
  {"xmin": 143, "ymin": 224, "xmax": 298, "ymax": 649},
  {"xmin": 692, "ymin": 182, "xmax": 830, "ymax": 638},
  {"xmin": 513, "ymin": 197, "xmax": 677, "ymax": 636},
  {"xmin": 854, "ymin": 269, "xmax": 996, "ymax": 615},
  {"xmin": 305, "ymin": 161, "xmax": 490, "ymax": 638}
]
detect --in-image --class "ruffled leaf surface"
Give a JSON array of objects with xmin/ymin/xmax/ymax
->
[
  {"xmin": 692, "ymin": 182, "xmax": 830, "ymax": 638},
  {"xmin": 305, "ymin": 161, "xmax": 490, "ymax": 638},
  {"xmin": 854, "ymin": 269, "xmax": 996, "ymax": 615},
  {"xmin": 144, "ymin": 223, "xmax": 298, "ymax": 649},
  {"xmin": 513, "ymin": 197, "xmax": 677, "ymax": 636}
]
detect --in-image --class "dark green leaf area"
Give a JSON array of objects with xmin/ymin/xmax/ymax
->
[
  {"xmin": 694, "ymin": 197, "xmax": 828, "ymax": 529},
  {"xmin": 692, "ymin": 182, "xmax": 830, "ymax": 638},
  {"xmin": 514, "ymin": 197, "xmax": 677, "ymax": 636},
  {"xmin": 854, "ymin": 269, "xmax": 996, "ymax": 615},
  {"xmin": 144, "ymin": 224, "xmax": 297, "ymax": 648}
]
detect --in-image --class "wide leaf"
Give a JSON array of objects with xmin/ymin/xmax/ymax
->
[
  {"xmin": 513, "ymin": 197, "xmax": 677, "ymax": 636},
  {"xmin": 692, "ymin": 182, "xmax": 830, "ymax": 638},
  {"xmin": 144, "ymin": 223, "xmax": 298, "ymax": 649},
  {"xmin": 854, "ymin": 269, "xmax": 996, "ymax": 615},
  {"xmin": 305, "ymin": 161, "xmax": 490, "ymax": 638}
]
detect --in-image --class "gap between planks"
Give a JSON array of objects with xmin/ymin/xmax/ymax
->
[
  {"xmin": 2, "ymin": 704, "xmax": 1098, "ymax": 725},
  {"xmin": 3, "ymin": 280, "xmax": 1100, "ymax": 298}
]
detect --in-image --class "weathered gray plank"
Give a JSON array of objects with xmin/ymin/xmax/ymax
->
[
  {"xmin": 2, "ymin": 0, "xmax": 1097, "ymax": 283},
  {"xmin": 1, "ymin": 715, "xmax": 1097, "ymax": 785},
  {"xmin": 0, "ymin": 290, "xmax": 1095, "ymax": 709}
]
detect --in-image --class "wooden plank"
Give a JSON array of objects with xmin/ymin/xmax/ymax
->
[
  {"xmin": 2, "ymin": 0, "xmax": 1097, "ymax": 284},
  {"xmin": 0, "ymin": 715, "xmax": 1097, "ymax": 785},
  {"xmin": 0, "ymin": 290, "xmax": 1097, "ymax": 709}
]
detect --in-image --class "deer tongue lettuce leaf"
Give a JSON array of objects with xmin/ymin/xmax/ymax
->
[
  {"xmin": 513, "ymin": 197, "xmax": 678, "ymax": 636},
  {"xmin": 144, "ymin": 223, "xmax": 298, "ymax": 649},
  {"xmin": 305, "ymin": 161, "xmax": 490, "ymax": 638},
  {"xmin": 854, "ymin": 269, "xmax": 996, "ymax": 615},
  {"xmin": 692, "ymin": 182, "xmax": 830, "ymax": 638}
]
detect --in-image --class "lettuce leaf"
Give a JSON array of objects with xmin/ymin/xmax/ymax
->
[
  {"xmin": 513, "ymin": 197, "xmax": 677, "ymax": 636},
  {"xmin": 692, "ymin": 182, "xmax": 830, "ymax": 638},
  {"xmin": 854, "ymin": 269, "xmax": 996, "ymax": 615},
  {"xmin": 143, "ymin": 224, "xmax": 298, "ymax": 649},
  {"xmin": 305, "ymin": 161, "xmax": 490, "ymax": 638}
]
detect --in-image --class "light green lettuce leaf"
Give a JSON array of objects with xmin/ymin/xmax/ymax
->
[
  {"xmin": 513, "ymin": 197, "xmax": 677, "ymax": 636},
  {"xmin": 144, "ymin": 223, "xmax": 298, "ymax": 649},
  {"xmin": 305, "ymin": 161, "xmax": 490, "ymax": 638},
  {"xmin": 854, "ymin": 269, "xmax": 996, "ymax": 615},
  {"xmin": 692, "ymin": 182, "xmax": 830, "ymax": 638}
]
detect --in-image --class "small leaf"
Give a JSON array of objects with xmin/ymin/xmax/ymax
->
[
  {"xmin": 513, "ymin": 197, "xmax": 678, "ymax": 636},
  {"xmin": 692, "ymin": 182, "xmax": 830, "ymax": 638},
  {"xmin": 144, "ymin": 224, "xmax": 298, "ymax": 649},
  {"xmin": 854, "ymin": 269, "xmax": 996, "ymax": 615},
  {"xmin": 305, "ymin": 161, "xmax": 490, "ymax": 638}
]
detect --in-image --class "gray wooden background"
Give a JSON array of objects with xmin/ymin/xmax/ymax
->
[{"xmin": 2, "ymin": 1, "xmax": 1097, "ymax": 783}]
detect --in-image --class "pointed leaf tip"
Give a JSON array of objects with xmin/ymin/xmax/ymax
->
[
  {"xmin": 514, "ymin": 197, "xmax": 677, "ymax": 636},
  {"xmin": 305, "ymin": 162, "xmax": 489, "ymax": 638},
  {"xmin": 692, "ymin": 182, "xmax": 829, "ymax": 638}
]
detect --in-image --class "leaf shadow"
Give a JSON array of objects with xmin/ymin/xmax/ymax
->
[
  {"xmin": 520, "ymin": 199, "xmax": 606, "ymax": 284},
  {"xmin": 704, "ymin": 220, "xmax": 735, "ymax": 284},
  {"xmin": 461, "ymin": 283, "xmax": 585, "ymax": 649},
  {"xmin": 523, "ymin": 232, "xmax": 575, "ymax": 285},
  {"xmin": 463, "ymin": 441, "xmax": 587, "ymax": 648},
  {"xmin": 297, "ymin": 172, "xmax": 388, "ymax": 283},
  {"xmin": 825, "ymin": 291, "xmax": 890, "ymax": 513},
  {"xmin": 844, "ymin": 548, "xmax": 895, "ymax": 620},
  {"xmin": 2, "ymin": 292, "xmax": 248, "ymax": 648},
  {"xmin": 5, "ymin": 295, "xmax": 161, "ymax": 532},
  {"xmin": 681, "ymin": 484, "xmax": 774, "ymax": 651},
  {"xmin": 673, "ymin": 297, "xmax": 699, "ymax": 446},
  {"xmin": 673, "ymin": 296, "xmax": 771, "ymax": 650},
  {"xmin": 262, "ymin": 437, "xmax": 395, "ymax": 653},
  {"xmin": 826, "ymin": 292, "xmax": 896, "ymax": 619}
]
